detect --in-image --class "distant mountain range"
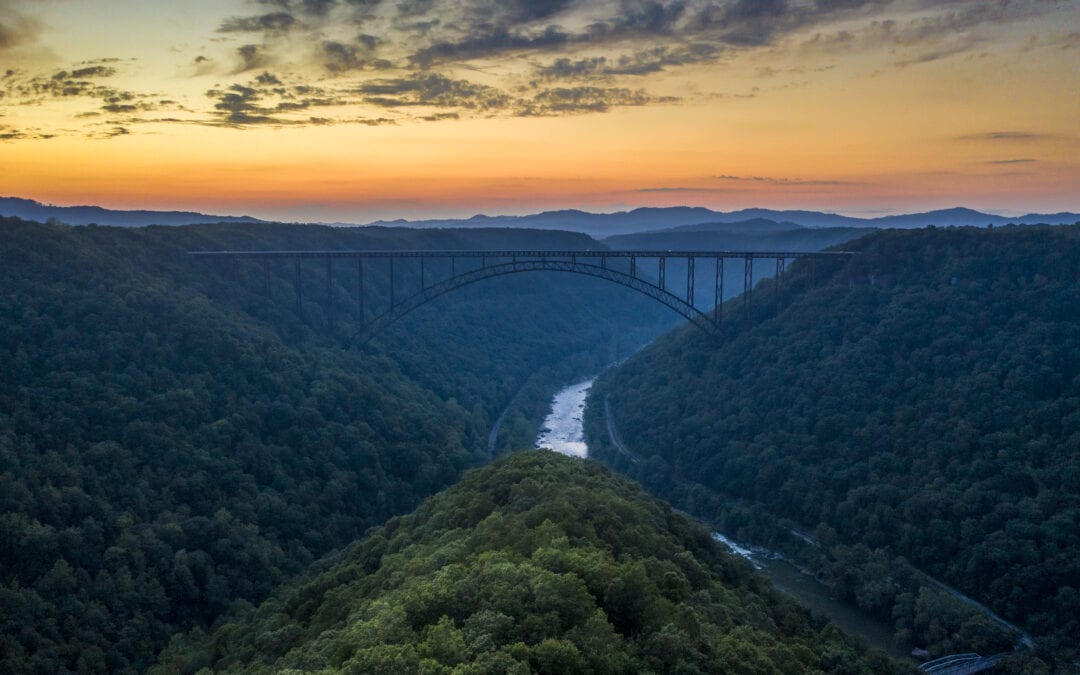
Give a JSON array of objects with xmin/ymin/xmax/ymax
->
[
  {"xmin": 0, "ymin": 197, "xmax": 267, "ymax": 227},
  {"xmin": 2, "ymin": 196, "xmax": 1076, "ymax": 236},
  {"xmin": 366, "ymin": 206, "xmax": 1080, "ymax": 236}
]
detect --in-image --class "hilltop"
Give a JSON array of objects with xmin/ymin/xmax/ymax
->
[{"xmin": 153, "ymin": 451, "xmax": 910, "ymax": 674}]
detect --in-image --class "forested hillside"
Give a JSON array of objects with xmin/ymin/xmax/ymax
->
[
  {"xmin": 589, "ymin": 225, "xmax": 1080, "ymax": 669},
  {"xmin": 0, "ymin": 217, "xmax": 675, "ymax": 673},
  {"xmin": 154, "ymin": 451, "xmax": 910, "ymax": 674}
]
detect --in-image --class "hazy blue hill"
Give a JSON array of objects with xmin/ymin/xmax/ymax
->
[
  {"xmin": 587, "ymin": 224, "xmax": 1080, "ymax": 670},
  {"xmin": 153, "ymin": 451, "xmax": 911, "ymax": 674},
  {"xmin": 0, "ymin": 217, "xmax": 676, "ymax": 673},
  {"xmin": 368, "ymin": 206, "xmax": 1080, "ymax": 236},
  {"xmin": 0, "ymin": 196, "xmax": 268, "ymax": 227},
  {"xmin": 712, "ymin": 209, "xmax": 868, "ymax": 228},
  {"xmin": 4, "ymin": 196, "xmax": 1076, "ymax": 233},
  {"xmin": 662, "ymin": 217, "xmax": 806, "ymax": 233},
  {"xmin": 603, "ymin": 223, "xmax": 867, "ymax": 252},
  {"xmin": 871, "ymin": 207, "xmax": 1013, "ymax": 228},
  {"xmin": 365, "ymin": 206, "xmax": 724, "ymax": 237}
]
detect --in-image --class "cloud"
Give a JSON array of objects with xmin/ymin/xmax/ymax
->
[
  {"xmin": 635, "ymin": 186, "xmax": 736, "ymax": 193},
  {"xmin": 0, "ymin": 7, "xmax": 40, "ymax": 52},
  {"xmin": 357, "ymin": 73, "xmax": 512, "ymax": 109},
  {"xmin": 520, "ymin": 86, "xmax": 672, "ymax": 115},
  {"xmin": 1, "ymin": 60, "xmax": 191, "ymax": 136},
  {"xmin": 714, "ymin": 174, "xmax": 854, "ymax": 186},
  {"xmin": 5, "ymin": 63, "xmax": 125, "ymax": 104},
  {"xmin": 410, "ymin": 25, "xmax": 572, "ymax": 68},
  {"xmin": 219, "ymin": 12, "xmax": 299, "ymax": 35},
  {"xmin": 203, "ymin": 72, "xmax": 366, "ymax": 127},
  {"xmin": 322, "ymin": 38, "xmax": 394, "ymax": 72},
  {"xmin": 535, "ymin": 43, "xmax": 723, "ymax": 81},
  {"xmin": 957, "ymin": 131, "xmax": 1061, "ymax": 142},
  {"xmin": 893, "ymin": 36, "xmax": 980, "ymax": 66},
  {"xmin": 236, "ymin": 44, "xmax": 270, "ymax": 72},
  {"xmin": 987, "ymin": 158, "xmax": 1036, "ymax": 164},
  {"xmin": 804, "ymin": 0, "xmax": 1062, "ymax": 64}
]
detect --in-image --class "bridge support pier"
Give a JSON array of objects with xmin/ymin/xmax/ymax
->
[
  {"xmin": 775, "ymin": 257, "xmax": 786, "ymax": 311},
  {"xmin": 294, "ymin": 259, "xmax": 303, "ymax": 317},
  {"xmin": 326, "ymin": 256, "xmax": 333, "ymax": 333},
  {"xmin": 714, "ymin": 257, "xmax": 723, "ymax": 326},
  {"xmin": 357, "ymin": 258, "xmax": 365, "ymax": 325},
  {"xmin": 743, "ymin": 256, "xmax": 753, "ymax": 318},
  {"xmin": 686, "ymin": 257, "xmax": 695, "ymax": 307},
  {"xmin": 188, "ymin": 248, "xmax": 855, "ymax": 344}
]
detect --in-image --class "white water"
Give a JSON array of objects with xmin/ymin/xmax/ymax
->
[
  {"xmin": 535, "ymin": 379, "xmax": 594, "ymax": 458},
  {"xmin": 711, "ymin": 532, "xmax": 765, "ymax": 569}
]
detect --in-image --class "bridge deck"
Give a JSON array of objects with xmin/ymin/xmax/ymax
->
[
  {"xmin": 189, "ymin": 248, "xmax": 857, "ymax": 344},
  {"xmin": 188, "ymin": 249, "xmax": 855, "ymax": 259}
]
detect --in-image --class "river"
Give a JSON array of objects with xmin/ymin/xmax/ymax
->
[
  {"xmin": 536, "ymin": 378, "xmax": 911, "ymax": 661},
  {"xmin": 534, "ymin": 379, "xmax": 593, "ymax": 459}
]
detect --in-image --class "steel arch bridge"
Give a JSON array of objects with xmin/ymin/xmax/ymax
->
[{"xmin": 188, "ymin": 249, "xmax": 854, "ymax": 345}]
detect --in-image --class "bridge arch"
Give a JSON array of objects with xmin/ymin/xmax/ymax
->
[
  {"xmin": 188, "ymin": 248, "xmax": 855, "ymax": 346},
  {"xmin": 351, "ymin": 259, "xmax": 715, "ymax": 347}
]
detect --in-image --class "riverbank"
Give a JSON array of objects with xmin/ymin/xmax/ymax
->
[{"xmin": 535, "ymin": 378, "xmax": 913, "ymax": 661}]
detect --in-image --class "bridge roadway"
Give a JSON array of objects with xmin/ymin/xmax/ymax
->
[
  {"xmin": 189, "ymin": 249, "xmax": 855, "ymax": 344},
  {"xmin": 188, "ymin": 249, "xmax": 854, "ymax": 260}
]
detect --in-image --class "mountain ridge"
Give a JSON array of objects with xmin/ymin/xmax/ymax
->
[
  {"xmin": 0, "ymin": 196, "xmax": 269, "ymax": 228},
  {"xmin": 152, "ymin": 451, "xmax": 910, "ymax": 674},
  {"xmin": 4, "ymin": 196, "xmax": 1076, "ymax": 235}
]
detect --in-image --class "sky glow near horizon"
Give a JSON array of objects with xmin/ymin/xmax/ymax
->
[{"xmin": 1, "ymin": 0, "xmax": 1078, "ymax": 222}]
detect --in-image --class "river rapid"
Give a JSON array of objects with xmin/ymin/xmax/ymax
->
[
  {"xmin": 534, "ymin": 379, "xmax": 593, "ymax": 459},
  {"xmin": 535, "ymin": 378, "xmax": 911, "ymax": 661}
]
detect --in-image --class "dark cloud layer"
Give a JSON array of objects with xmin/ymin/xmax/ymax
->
[
  {"xmin": 219, "ymin": 12, "xmax": 299, "ymax": 34},
  {"xmin": 0, "ymin": 0, "xmax": 1071, "ymax": 138},
  {"xmin": 0, "ymin": 7, "xmax": 40, "ymax": 52},
  {"xmin": 206, "ymin": 73, "xmax": 354, "ymax": 127},
  {"xmin": 357, "ymin": 73, "xmax": 511, "ymax": 109},
  {"xmin": 521, "ymin": 86, "xmax": 667, "ymax": 115}
]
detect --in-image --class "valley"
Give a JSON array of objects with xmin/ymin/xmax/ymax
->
[
  {"xmin": 2, "ymin": 215, "xmax": 1076, "ymax": 674},
  {"xmin": 5, "ymin": 2, "xmax": 1077, "ymax": 672}
]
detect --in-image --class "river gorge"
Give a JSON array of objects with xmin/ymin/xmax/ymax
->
[{"xmin": 536, "ymin": 378, "xmax": 912, "ymax": 662}]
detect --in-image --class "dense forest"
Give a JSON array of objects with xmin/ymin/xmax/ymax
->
[
  {"xmin": 0, "ymin": 216, "xmax": 678, "ymax": 673},
  {"xmin": 588, "ymin": 225, "xmax": 1080, "ymax": 671},
  {"xmin": 153, "ymin": 451, "xmax": 912, "ymax": 674}
]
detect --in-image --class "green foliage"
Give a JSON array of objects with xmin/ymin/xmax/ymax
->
[
  {"xmin": 589, "ymin": 224, "xmax": 1080, "ymax": 669},
  {"xmin": 153, "ymin": 451, "xmax": 909, "ymax": 674},
  {"xmin": 0, "ymin": 217, "xmax": 676, "ymax": 673}
]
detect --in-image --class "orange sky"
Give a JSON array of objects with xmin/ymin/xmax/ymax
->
[{"xmin": 1, "ymin": 0, "xmax": 1078, "ymax": 221}]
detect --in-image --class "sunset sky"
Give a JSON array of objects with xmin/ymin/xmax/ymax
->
[{"xmin": 1, "ymin": 0, "xmax": 1078, "ymax": 222}]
